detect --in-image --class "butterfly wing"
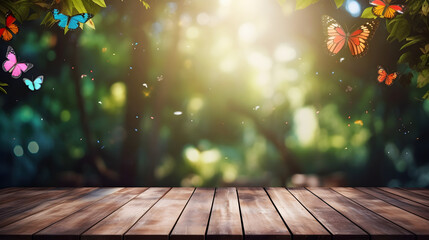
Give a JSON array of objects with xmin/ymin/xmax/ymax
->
[
  {"xmin": 347, "ymin": 20, "xmax": 379, "ymax": 58},
  {"xmin": 385, "ymin": 72, "xmax": 398, "ymax": 86},
  {"xmin": 377, "ymin": 65, "xmax": 388, "ymax": 83},
  {"xmin": 11, "ymin": 62, "xmax": 33, "ymax": 79},
  {"xmin": 384, "ymin": 4, "xmax": 405, "ymax": 19},
  {"xmin": 23, "ymin": 78, "xmax": 35, "ymax": 91},
  {"xmin": 322, "ymin": 15, "xmax": 347, "ymax": 56},
  {"xmin": 33, "ymin": 75, "xmax": 44, "ymax": 90},
  {"xmin": 67, "ymin": 13, "xmax": 93, "ymax": 30},
  {"xmin": 2, "ymin": 46, "xmax": 16, "ymax": 72},
  {"xmin": 52, "ymin": 9, "xmax": 69, "ymax": 29},
  {"xmin": 0, "ymin": 13, "xmax": 18, "ymax": 41}
]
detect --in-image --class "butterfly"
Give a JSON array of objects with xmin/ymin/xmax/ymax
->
[
  {"xmin": 2, "ymin": 46, "xmax": 33, "ymax": 79},
  {"xmin": 51, "ymin": 9, "xmax": 94, "ymax": 30},
  {"xmin": 370, "ymin": 0, "xmax": 405, "ymax": 19},
  {"xmin": 377, "ymin": 65, "xmax": 398, "ymax": 86},
  {"xmin": 322, "ymin": 15, "xmax": 379, "ymax": 58},
  {"xmin": 23, "ymin": 75, "xmax": 43, "ymax": 91},
  {"xmin": 0, "ymin": 12, "xmax": 18, "ymax": 41}
]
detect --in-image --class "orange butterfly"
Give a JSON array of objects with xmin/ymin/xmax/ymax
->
[
  {"xmin": 377, "ymin": 66, "xmax": 398, "ymax": 86},
  {"xmin": 0, "ymin": 12, "xmax": 18, "ymax": 41},
  {"xmin": 322, "ymin": 15, "xmax": 379, "ymax": 58},
  {"xmin": 370, "ymin": 0, "xmax": 405, "ymax": 19}
]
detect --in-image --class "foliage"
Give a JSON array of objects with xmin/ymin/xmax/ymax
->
[
  {"xmin": 0, "ymin": 82, "xmax": 7, "ymax": 94},
  {"xmin": 292, "ymin": 0, "xmax": 344, "ymax": 9}
]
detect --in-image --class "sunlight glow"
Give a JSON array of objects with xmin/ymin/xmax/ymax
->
[
  {"xmin": 274, "ymin": 44, "xmax": 296, "ymax": 62},
  {"xmin": 346, "ymin": 0, "xmax": 361, "ymax": 17},
  {"xmin": 28, "ymin": 141, "xmax": 40, "ymax": 154},
  {"xmin": 294, "ymin": 107, "xmax": 318, "ymax": 145},
  {"xmin": 247, "ymin": 52, "xmax": 272, "ymax": 70},
  {"xmin": 188, "ymin": 97, "xmax": 204, "ymax": 112},
  {"xmin": 111, "ymin": 82, "xmax": 126, "ymax": 106},
  {"xmin": 201, "ymin": 149, "xmax": 221, "ymax": 163},
  {"xmin": 238, "ymin": 23, "xmax": 256, "ymax": 43},
  {"xmin": 185, "ymin": 147, "xmax": 200, "ymax": 162},
  {"xmin": 13, "ymin": 145, "xmax": 24, "ymax": 157}
]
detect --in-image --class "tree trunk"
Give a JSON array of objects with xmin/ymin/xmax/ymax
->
[{"xmin": 120, "ymin": 1, "xmax": 155, "ymax": 185}]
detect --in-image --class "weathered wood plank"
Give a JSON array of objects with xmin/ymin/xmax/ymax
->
[
  {"xmin": 34, "ymin": 188, "xmax": 146, "ymax": 240},
  {"xmin": 237, "ymin": 187, "xmax": 290, "ymax": 240},
  {"xmin": 358, "ymin": 187, "xmax": 429, "ymax": 221},
  {"xmin": 380, "ymin": 188, "xmax": 429, "ymax": 207},
  {"xmin": 403, "ymin": 189, "xmax": 429, "ymax": 199},
  {"xmin": 0, "ymin": 188, "xmax": 121, "ymax": 240},
  {"xmin": 170, "ymin": 188, "xmax": 215, "ymax": 240},
  {"xmin": 82, "ymin": 187, "xmax": 170, "ymax": 240},
  {"xmin": 0, "ymin": 188, "xmax": 95, "ymax": 228},
  {"xmin": 206, "ymin": 188, "xmax": 242, "ymax": 240},
  {"xmin": 0, "ymin": 188, "xmax": 53, "ymax": 206},
  {"xmin": 289, "ymin": 188, "xmax": 368, "ymax": 240},
  {"xmin": 124, "ymin": 187, "xmax": 195, "ymax": 240},
  {"xmin": 267, "ymin": 187, "xmax": 331, "ymax": 240},
  {"xmin": 334, "ymin": 187, "xmax": 429, "ymax": 239},
  {"xmin": 309, "ymin": 188, "xmax": 414, "ymax": 240}
]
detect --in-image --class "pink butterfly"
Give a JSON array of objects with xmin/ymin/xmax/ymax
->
[{"xmin": 2, "ymin": 46, "xmax": 33, "ymax": 79}]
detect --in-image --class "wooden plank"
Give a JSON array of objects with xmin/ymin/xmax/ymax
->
[
  {"xmin": 404, "ymin": 189, "xmax": 429, "ymax": 199},
  {"xmin": 170, "ymin": 188, "xmax": 215, "ymax": 240},
  {"xmin": 0, "ymin": 188, "xmax": 53, "ymax": 206},
  {"xmin": 358, "ymin": 187, "xmax": 429, "ymax": 221},
  {"xmin": 206, "ymin": 188, "xmax": 242, "ymax": 240},
  {"xmin": 0, "ymin": 188, "xmax": 95, "ymax": 228},
  {"xmin": 309, "ymin": 188, "xmax": 413, "ymax": 240},
  {"xmin": 125, "ymin": 187, "xmax": 195, "ymax": 240},
  {"xmin": 266, "ymin": 187, "xmax": 331, "ymax": 240},
  {"xmin": 34, "ymin": 188, "xmax": 146, "ymax": 240},
  {"xmin": 82, "ymin": 187, "xmax": 170, "ymax": 240},
  {"xmin": 334, "ymin": 187, "xmax": 429, "ymax": 239},
  {"xmin": 237, "ymin": 187, "xmax": 290, "ymax": 240},
  {"xmin": 380, "ymin": 188, "xmax": 429, "ymax": 207},
  {"xmin": 0, "ymin": 188, "xmax": 23, "ymax": 195},
  {"xmin": 0, "ymin": 187, "xmax": 121, "ymax": 240},
  {"xmin": 289, "ymin": 188, "xmax": 368, "ymax": 240}
]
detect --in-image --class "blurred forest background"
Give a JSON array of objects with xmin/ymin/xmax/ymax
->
[{"xmin": 0, "ymin": 0, "xmax": 428, "ymax": 187}]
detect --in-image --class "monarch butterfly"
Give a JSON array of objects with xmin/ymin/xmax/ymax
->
[
  {"xmin": 370, "ymin": 0, "xmax": 405, "ymax": 19},
  {"xmin": 377, "ymin": 65, "xmax": 398, "ymax": 86},
  {"xmin": 0, "ymin": 12, "xmax": 18, "ymax": 41},
  {"xmin": 322, "ymin": 15, "xmax": 379, "ymax": 58}
]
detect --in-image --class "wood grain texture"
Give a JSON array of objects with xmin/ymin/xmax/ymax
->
[
  {"xmin": 170, "ymin": 188, "xmax": 215, "ymax": 240},
  {"xmin": 34, "ymin": 188, "xmax": 146, "ymax": 240},
  {"xmin": 406, "ymin": 189, "xmax": 429, "ymax": 199},
  {"xmin": 358, "ymin": 187, "xmax": 429, "ymax": 221},
  {"xmin": 206, "ymin": 188, "xmax": 242, "ymax": 240},
  {"xmin": 309, "ymin": 188, "xmax": 414, "ymax": 240},
  {"xmin": 380, "ymin": 188, "xmax": 429, "ymax": 207},
  {"xmin": 334, "ymin": 187, "xmax": 429, "ymax": 239},
  {"xmin": 0, "ymin": 188, "xmax": 95, "ymax": 228},
  {"xmin": 289, "ymin": 188, "xmax": 368, "ymax": 240},
  {"xmin": 237, "ymin": 187, "xmax": 290, "ymax": 240},
  {"xmin": 0, "ymin": 188, "xmax": 121, "ymax": 240},
  {"xmin": 82, "ymin": 187, "xmax": 170, "ymax": 240},
  {"xmin": 124, "ymin": 187, "xmax": 195, "ymax": 240},
  {"xmin": 267, "ymin": 187, "xmax": 331, "ymax": 240}
]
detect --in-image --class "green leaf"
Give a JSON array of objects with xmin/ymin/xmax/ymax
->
[
  {"xmin": 140, "ymin": 0, "xmax": 150, "ymax": 9},
  {"xmin": 0, "ymin": 86, "xmax": 7, "ymax": 94},
  {"xmin": 334, "ymin": 0, "xmax": 344, "ymax": 8},
  {"xmin": 387, "ymin": 17, "xmax": 411, "ymax": 42},
  {"xmin": 72, "ymin": 0, "xmax": 87, "ymax": 13},
  {"xmin": 0, "ymin": 82, "xmax": 8, "ymax": 86},
  {"xmin": 400, "ymin": 36, "xmax": 424, "ymax": 50},
  {"xmin": 423, "ymin": 0, "xmax": 429, "ymax": 16},
  {"xmin": 398, "ymin": 52, "xmax": 412, "ymax": 64},
  {"xmin": 423, "ymin": 90, "xmax": 429, "ymax": 99},
  {"xmin": 92, "ymin": 0, "xmax": 106, "ymax": 8},
  {"xmin": 417, "ymin": 69, "xmax": 429, "ymax": 88},
  {"xmin": 361, "ymin": 7, "xmax": 377, "ymax": 19},
  {"xmin": 295, "ymin": 0, "xmax": 320, "ymax": 10}
]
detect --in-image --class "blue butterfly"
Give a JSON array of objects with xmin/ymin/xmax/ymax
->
[
  {"xmin": 23, "ymin": 76, "xmax": 43, "ymax": 91},
  {"xmin": 51, "ymin": 9, "xmax": 93, "ymax": 30}
]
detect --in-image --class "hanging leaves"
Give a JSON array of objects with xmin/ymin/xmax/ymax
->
[
  {"xmin": 334, "ymin": 0, "xmax": 344, "ymax": 9},
  {"xmin": 295, "ymin": 0, "xmax": 319, "ymax": 10},
  {"xmin": 0, "ymin": 82, "xmax": 7, "ymax": 94}
]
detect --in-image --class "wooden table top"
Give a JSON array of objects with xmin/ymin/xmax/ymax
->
[{"xmin": 0, "ymin": 187, "xmax": 428, "ymax": 240}]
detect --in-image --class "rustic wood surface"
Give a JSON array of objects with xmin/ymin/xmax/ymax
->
[{"xmin": 0, "ymin": 187, "xmax": 428, "ymax": 240}]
